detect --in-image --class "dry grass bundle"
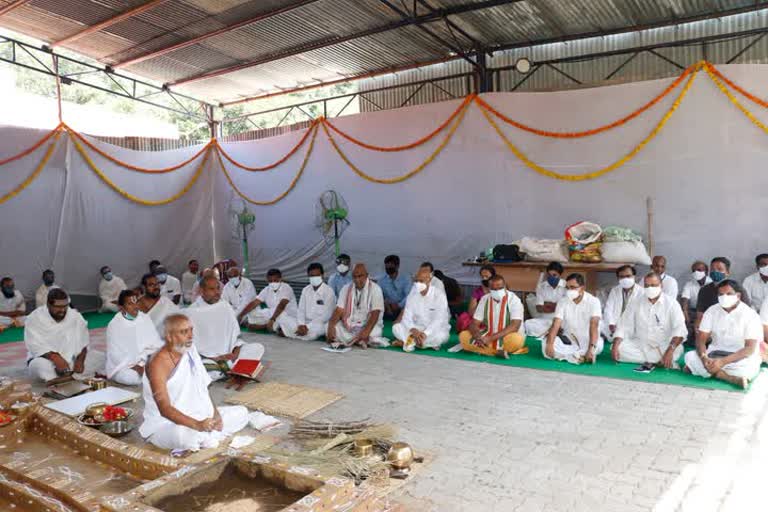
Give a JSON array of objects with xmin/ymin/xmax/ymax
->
[
  {"xmin": 260, "ymin": 446, "xmax": 391, "ymax": 485},
  {"xmin": 291, "ymin": 418, "xmax": 374, "ymax": 438},
  {"xmin": 302, "ymin": 424, "xmax": 399, "ymax": 451}
]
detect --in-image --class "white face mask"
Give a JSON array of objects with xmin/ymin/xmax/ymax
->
[
  {"xmin": 718, "ymin": 294, "xmax": 738, "ymax": 309},
  {"xmin": 269, "ymin": 282, "xmax": 281, "ymax": 292},
  {"xmin": 760, "ymin": 266, "xmax": 768, "ymax": 277},
  {"xmin": 692, "ymin": 270, "xmax": 706, "ymax": 281},
  {"xmin": 413, "ymin": 282, "xmax": 427, "ymax": 294},
  {"xmin": 566, "ymin": 289, "xmax": 580, "ymax": 302},
  {"xmin": 337, "ymin": 264, "xmax": 349, "ymax": 274},
  {"xmin": 490, "ymin": 289, "xmax": 506, "ymax": 301},
  {"xmin": 230, "ymin": 277, "xmax": 241, "ymax": 287},
  {"xmin": 619, "ymin": 277, "xmax": 635, "ymax": 289},
  {"xmin": 644, "ymin": 286, "xmax": 662, "ymax": 300},
  {"xmin": 309, "ymin": 276, "xmax": 323, "ymax": 287}
]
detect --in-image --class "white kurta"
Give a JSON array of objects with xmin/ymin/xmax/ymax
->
[
  {"xmin": 99, "ymin": 276, "xmax": 126, "ymax": 313},
  {"xmin": 146, "ymin": 296, "xmax": 180, "ymax": 335},
  {"xmin": 334, "ymin": 280, "xmax": 386, "ymax": 345},
  {"xmin": 186, "ymin": 298, "xmax": 244, "ymax": 358},
  {"xmin": 35, "ymin": 284, "xmax": 58, "ymax": 309},
  {"xmin": 160, "ymin": 275, "xmax": 182, "ymax": 302},
  {"xmin": 684, "ymin": 302, "xmax": 763, "ymax": 379},
  {"xmin": 278, "ymin": 283, "xmax": 336, "ymax": 341},
  {"xmin": 221, "ymin": 278, "xmax": 257, "ymax": 318},
  {"xmin": 139, "ymin": 345, "xmax": 248, "ymax": 451},
  {"xmin": 430, "ymin": 276, "xmax": 446, "ymax": 295},
  {"xmin": 743, "ymin": 272, "xmax": 768, "ymax": 311},
  {"xmin": 248, "ymin": 282, "xmax": 298, "ymax": 330},
  {"xmin": 602, "ymin": 284, "xmax": 643, "ymax": 339},
  {"xmin": 525, "ymin": 277, "xmax": 565, "ymax": 336},
  {"xmin": 24, "ymin": 306, "xmax": 89, "ymax": 381},
  {"xmin": 761, "ymin": 297, "xmax": 768, "ymax": 326},
  {"xmin": 614, "ymin": 294, "xmax": 687, "ymax": 364},
  {"xmin": 681, "ymin": 276, "xmax": 712, "ymax": 310},
  {"xmin": 181, "ymin": 271, "xmax": 197, "ymax": 304},
  {"xmin": 393, "ymin": 285, "xmax": 451, "ymax": 349},
  {"xmin": 105, "ymin": 312, "xmax": 163, "ymax": 385},
  {"xmin": 0, "ymin": 290, "xmax": 25, "ymax": 327},
  {"xmin": 660, "ymin": 274, "xmax": 679, "ymax": 300},
  {"xmin": 544, "ymin": 292, "xmax": 603, "ymax": 363}
]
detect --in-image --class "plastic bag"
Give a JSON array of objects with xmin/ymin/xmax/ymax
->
[
  {"xmin": 603, "ymin": 225, "xmax": 643, "ymax": 243},
  {"xmin": 601, "ymin": 241, "xmax": 652, "ymax": 265},
  {"xmin": 565, "ymin": 221, "xmax": 603, "ymax": 262},
  {"xmin": 518, "ymin": 237, "xmax": 569, "ymax": 263}
]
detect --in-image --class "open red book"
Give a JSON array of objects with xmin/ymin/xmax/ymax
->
[{"xmin": 229, "ymin": 359, "xmax": 265, "ymax": 380}]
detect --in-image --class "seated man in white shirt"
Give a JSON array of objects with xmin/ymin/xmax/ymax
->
[
  {"xmin": 155, "ymin": 265, "xmax": 182, "ymax": 305},
  {"xmin": 742, "ymin": 253, "xmax": 768, "ymax": 311},
  {"xmin": 458, "ymin": 274, "xmax": 526, "ymax": 359},
  {"xmin": 611, "ymin": 272, "xmax": 687, "ymax": 368},
  {"xmin": 105, "ymin": 289, "xmax": 163, "ymax": 386},
  {"xmin": 138, "ymin": 273, "xmax": 180, "ymax": 333},
  {"xmin": 326, "ymin": 264, "xmax": 388, "ymax": 349},
  {"xmin": 181, "ymin": 259, "xmax": 200, "ymax": 305},
  {"xmin": 680, "ymin": 261, "xmax": 711, "ymax": 335},
  {"xmin": 25, "ymin": 288, "xmax": 89, "ymax": 383},
  {"xmin": 35, "ymin": 269, "xmax": 59, "ymax": 309},
  {"xmin": 393, "ymin": 267, "xmax": 451, "ymax": 352},
  {"xmin": 221, "ymin": 266, "xmax": 257, "ymax": 325},
  {"xmin": 684, "ymin": 280, "xmax": 763, "ymax": 389},
  {"xmin": 544, "ymin": 273, "xmax": 603, "ymax": 365},
  {"xmin": 98, "ymin": 266, "xmax": 127, "ymax": 313},
  {"xmin": 651, "ymin": 255, "xmax": 679, "ymax": 300},
  {"xmin": 0, "ymin": 276, "xmax": 26, "ymax": 332},
  {"xmin": 603, "ymin": 265, "xmax": 643, "ymax": 341},
  {"xmin": 139, "ymin": 313, "xmax": 249, "ymax": 451},
  {"xmin": 419, "ymin": 261, "xmax": 445, "ymax": 296},
  {"xmin": 524, "ymin": 262, "xmax": 566, "ymax": 338},
  {"xmin": 278, "ymin": 263, "xmax": 336, "ymax": 341},
  {"xmin": 243, "ymin": 269, "xmax": 298, "ymax": 333}
]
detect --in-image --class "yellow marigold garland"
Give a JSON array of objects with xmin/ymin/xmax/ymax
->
[
  {"xmin": 704, "ymin": 64, "xmax": 768, "ymax": 135},
  {"xmin": 215, "ymin": 123, "xmax": 318, "ymax": 205},
  {"xmin": 0, "ymin": 131, "xmax": 62, "ymax": 204},
  {"xmin": 477, "ymin": 66, "xmax": 700, "ymax": 181}
]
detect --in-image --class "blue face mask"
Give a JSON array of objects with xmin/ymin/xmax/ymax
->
[
  {"xmin": 710, "ymin": 271, "xmax": 726, "ymax": 283},
  {"xmin": 546, "ymin": 275, "xmax": 560, "ymax": 287},
  {"xmin": 103, "ymin": 272, "xmax": 113, "ymax": 281},
  {"xmin": 122, "ymin": 312, "xmax": 136, "ymax": 321}
]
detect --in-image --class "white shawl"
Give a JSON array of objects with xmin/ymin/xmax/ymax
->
[
  {"xmin": 146, "ymin": 296, "xmax": 180, "ymax": 334},
  {"xmin": 24, "ymin": 306, "xmax": 89, "ymax": 363},
  {"xmin": 105, "ymin": 312, "xmax": 163, "ymax": 379},
  {"xmin": 186, "ymin": 297, "xmax": 243, "ymax": 358}
]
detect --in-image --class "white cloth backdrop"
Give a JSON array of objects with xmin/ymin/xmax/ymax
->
[{"xmin": 1, "ymin": 64, "xmax": 767, "ymax": 299}]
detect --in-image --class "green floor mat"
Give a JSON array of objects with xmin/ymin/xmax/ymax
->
[{"xmin": 0, "ymin": 311, "xmax": 115, "ymax": 345}]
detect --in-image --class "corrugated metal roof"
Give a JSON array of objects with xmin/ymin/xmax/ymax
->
[{"xmin": 0, "ymin": 0, "xmax": 764, "ymax": 104}]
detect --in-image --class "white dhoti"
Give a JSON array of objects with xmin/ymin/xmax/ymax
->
[
  {"xmin": 27, "ymin": 357, "xmax": 84, "ymax": 382},
  {"xmin": 112, "ymin": 367, "xmax": 143, "ymax": 386},
  {"xmin": 524, "ymin": 316, "xmax": 554, "ymax": 338},
  {"xmin": 277, "ymin": 315, "xmax": 327, "ymax": 341},
  {"xmin": 684, "ymin": 351, "xmax": 761, "ymax": 379},
  {"xmin": 146, "ymin": 405, "xmax": 249, "ymax": 451},
  {"xmin": 100, "ymin": 303, "xmax": 119, "ymax": 313},
  {"xmin": 392, "ymin": 322, "xmax": 449, "ymax": 349},
  {"xmin": 335, "ymin": 324, "xmax": 387, "ymax": 346},
  {"xmin": 543, "ymin": 334, "xmax": 604, "ymax": 364},
  {"xmin": 616, "ymin": 338, "xmax": 683, "ymax": 365},
  {"xmin": 247, "ymin": 308, "xmax": 285, "ymax": 331}
]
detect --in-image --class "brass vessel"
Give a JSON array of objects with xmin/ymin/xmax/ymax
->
[{"xmin": 386, "ymin": 442, "xmax": 414, "ymax": 469}]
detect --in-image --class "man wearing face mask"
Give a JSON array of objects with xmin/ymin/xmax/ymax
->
[
  {"xmin": 98, "ymin": 266, "xmax": 126, "ymax": 313},
  {"xmin": 742, "ymin": 253, "xmax": 768, "ymax": 312},
  {"xmin": 393, "ymin": 268, "xmax": 450, "ymax": 352},
  {"xmin": 35, "ymin": 270, "xmax": 59, "ymax": 309},
  {"xmin": 611, "ymin": 272, "xmax": 687, "ymax": 368},
  {"xmin": 327, "ymin": 264, "xmax": 388, "ymax": 349},
  {"xmin": 138, "ymin": 273, "xmax": 180, "ymax": 333},
  {"xmin": 524, "ymin": 262, "xmax": 566, "ymax": 338},
  {"xmin": 278, "ymin": 263, "xmax": 336, "ymax": 341},
  {"xmin": 221, "ymin": 267, "xmax": 257, "ymax": 324},
  {"xmin": 544, "ymin": 273, "xmax": 603, "ymax": 364},
  {"xmin": 602, "ymin": 265, "xmax": 643, "ymax": 341},
  {"xmin": 650, "ymin": 255, "xmax": 679, "ymax": 300},
  {"xmin": 684, "ymin": 280, "xmax": 762, "ymax": 389},
  {"xmin": 680, "ymin": 261, "xmax": 711, "ymax": 329},
  {"xmin": 24, "ymin": 288, "xmax": 89, "ymax": 382},
  {"xmin": 0, "ymin": 277, "xmax": 26, "ymax": 332},
  {"xmin": 419, "ymin": 261, "xmax": 446, "ymax": 296},
  {"xmin": 458, "ymin": 274, "xmax": 526, "ymax": 358},
  {"xmin": 105, "ymin": 290, "xmax": 163, "ymax": 386},
  {"xmin": 695, "ymin": 257, "xmax": 748, "ymax": 333},
  {"xmin": 140, "ymin": 313, "xmax": 249, "ymax": 451},
  {"xmin": 154, "ymin": 265, "xmax": 182, "ymax": 305},
  {"xmin": 375, "ymin": 255, "xmax": 412, "ymax": 321},
  {"xmin": 243, "ymin": 269, "xmax": 298, "ymax": 333},
  {"xmin": 328, "ymin": 254, "xmax": 353, "ymax": 297}
]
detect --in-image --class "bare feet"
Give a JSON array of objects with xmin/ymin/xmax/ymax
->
[{"xmin": 495, "ymin": 350, "xmax": 509, "ymax": 360}]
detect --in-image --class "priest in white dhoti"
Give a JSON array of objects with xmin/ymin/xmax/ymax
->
[
  {"xmin": 611, "ymin": 272, "xmax": 687, "ymax": 367},
  {"xmin": 602, "ymin": 265, "xmax": 643, "ymax": 340},
  {"xmin": 139, "ymin": 273, "xmax": 180, "ymax": 333},
  {"xmin": 277, "ymin": 263, "xmax": 336, "ymax": 341},
  {"xmin": 140, "ymin": 313, "xmax": 249, "ymax": 451},
  {"xmin": 24, "ymin": 288, "xmax": 89, "ymax": 382},
  {"xmin": 187, "ymin": 275, "xmax": 264, "ymax": 380},
  {"xmin": 244, "ymin": 269, "xmax": 298, "ymax": 333},
  {"xmin": 155, "ymin": 265, "xmax": 182, "ymax": 305},
  {"xmin": 221, "ymin": 266, "xmax": 257, "ymax": 324},
  {"xmin": 326, "ymin": 264, "xmax": 388, "ymax": 348},
  {"xmin": 35, "ymin": 270, "xmax": 59, "ymax": 308},
  {"xmin": 393, "ymin": 267, "xmax": 450, "ymax": 352},
  {"xmin": 98, "ymin": 266, "xmax": 126, "ymax": 313},
  {"xmin": 684, "ymin": 280, "xmax": 763, "ymax": 389},
  {"xmin": 0, "ymin": 277, "xmax": 26, "ymax": 331},
  {"xmin": 105, "ymin": 290, "xmax": 163, "ymax": 386},
  {"xmin": 524, "ymin": 262, "xmax": 566, "ymax": 338},
  {"xmin": 544, "ymin": 273, "xmax": 603, "ymax": 364}
]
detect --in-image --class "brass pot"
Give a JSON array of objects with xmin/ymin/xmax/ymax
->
[
  {"xmin": 9, "ymin": 402, "xmax": 31, "ymax": 416},
  {"xmin": 352, "ymin": 439, "xmax": 374, "ymax": 457},
  {"xmin": 87, "ymin": 378, "xmax": 107, "ymax": 390},
  {"xmin": 85, "ymin": 402, "xmax": 108, "ymax": 417},
  {"xmin": 386, "ymin": 442, "xmax": 414, "ymax": 469}
]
